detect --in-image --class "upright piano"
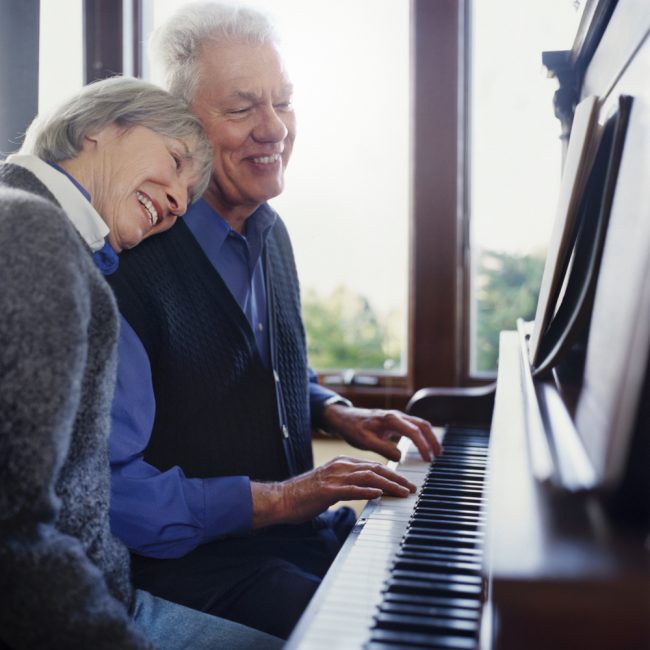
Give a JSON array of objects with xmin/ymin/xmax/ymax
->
[{"xmin": 286, "ymin": 2, "xmax": 650, "ymax": 648}]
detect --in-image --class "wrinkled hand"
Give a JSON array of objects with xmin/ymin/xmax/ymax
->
[
  {"xmin": 251, "ymin": 456, "xmax": 416, "ymax": 528},
  {"xmin": 321, "ymin": 405, "xmax": 443, "ymax": 463}
]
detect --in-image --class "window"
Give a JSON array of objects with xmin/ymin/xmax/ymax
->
[
  {"xmin": 39, "ymin": 0, "xmax": 83, "ymax": 113},
  {"xmin": 468, "ymin": 0, "xmax": 583, "ymax": 374},
  {"xmin": 61, "ymin": 0, "xmax": 587, "ymax": 399}
]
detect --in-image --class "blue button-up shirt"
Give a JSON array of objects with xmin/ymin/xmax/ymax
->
[{"xmin": 108, "ymin": 199, "xmax": 340, "ymax": 558}]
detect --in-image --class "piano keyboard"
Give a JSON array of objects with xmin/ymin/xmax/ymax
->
[{"xmin": 286, "ymin": 426, "xmax": 490, "ymax": 650}]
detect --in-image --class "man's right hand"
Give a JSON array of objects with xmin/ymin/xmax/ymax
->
[{"xmin": 250, "ymin": 456, "xmax": 416, "ymax": 528}]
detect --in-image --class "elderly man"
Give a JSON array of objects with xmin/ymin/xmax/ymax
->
[{"xmin": 108, "ymin": 1, "xmax": 441, "ymax": 639}]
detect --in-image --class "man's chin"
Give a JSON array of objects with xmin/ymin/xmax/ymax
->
[{"xmin": 255, "ymin": 181, "xmax": 285, "ymax": 203}]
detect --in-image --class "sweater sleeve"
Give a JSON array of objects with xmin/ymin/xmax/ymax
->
[{"xmin": 0, "ymin": 200, "xmax": 153, "ymax": 650}]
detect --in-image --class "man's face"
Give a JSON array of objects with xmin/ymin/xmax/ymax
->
[{"xmin": 192, "ymin": 39, "xmax": 296, "ymax": 225}]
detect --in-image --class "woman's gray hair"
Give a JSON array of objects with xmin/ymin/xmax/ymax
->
[
  {"xmin": 149, "ymin": 1, "xmax": 280, "ymax": 103},
  {"xmin": 21, "ymin": 76, "xmax": 213, "ymax": 201}
]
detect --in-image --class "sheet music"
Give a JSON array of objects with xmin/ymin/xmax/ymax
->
[
  {"xmin": 528, "ymin": 95, "xmax": 600, "ymax": 367},
  {"xmin": 574, "ymin": 98, "xmax": 650, "ymax": 485}
]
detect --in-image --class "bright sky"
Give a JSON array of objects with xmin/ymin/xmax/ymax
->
[{"xmin": 470, "ymin": 0, "xmax": 582, "ymax": 256}]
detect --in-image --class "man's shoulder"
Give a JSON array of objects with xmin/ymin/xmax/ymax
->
[{"xmin": 117, "ymin": 219, "xmax": 197, "ymax": 270}]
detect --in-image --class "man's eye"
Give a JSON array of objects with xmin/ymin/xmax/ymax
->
[
  {"xmin": 275, "ymin": 101, "xmax": 293, "ymax": 111},
  {"xmin": 171, "ymin": 154, "xmax": 182, "ymax": 170},
  {"xmin": 230, "ymin": 106, "xmax": 252, "ymax": 115}
]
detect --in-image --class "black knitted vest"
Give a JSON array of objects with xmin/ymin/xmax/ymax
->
[{"xmin": 108, "ymin": 217, "xmax": 313, "ymax": 481}]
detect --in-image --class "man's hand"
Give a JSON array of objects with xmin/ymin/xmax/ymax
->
[
  {"xmin": 320, "ymin": 405, "xmax": 443, "ymax": 463},
  {"xmin": 251, "ymin": 456, "xmax": 416, "ymax": 528}
]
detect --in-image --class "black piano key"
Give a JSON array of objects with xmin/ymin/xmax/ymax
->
[
  {"xmin": 421, "ymin": 478, "xmax": 484, "ymax": 489},
  {"xmin": 385, "ymin": 576, "xmax": 483, "ymax": 598},
  {"xmin": 381, "ymin": 591, "xmax": 482, "ymax": 611},
  {"xmin": 420, "ymin": 479, "xmax": 485, "ymax": 491},
  {"xmin": 408, "ymin": 519, "xmax": 483, "ymax": 533},
  {"xmin": 434, "ymin": 459, "xmax": 486, "ymax": 468},
  {"xmin": 421, "ymin": 471, "xmax": 485, "ymax": 484},
  {"xmin": 379, "ymin": 600, "xmax": 481, "ymax": 622},
  {"xmin": 417, "ymin": 498, "xmax": 483, "ymax": 510},
  {"xmin": 420, "ymin": 482, "xmax": 484, "ymax": 494},
  {"xmin": 368, "ymin": 628, "xmax": 478, "ymax": 649},
  {"xmin": 394, "ymin": 549, "xmax": 481, "ymax": 571},
  {"xmin": 411, "ymin": 507, "xmax": 484, "ymax": 523},
  {"xmin": 390, "ymin": 569, "xmax": 482, "ymax": 587},
  {"xmin": 416, "ymin": 498, "xmax": 483, "ymax": 513},
  {"xmin": 403, "ymin": 532, "xmax": 481, "ymax": 549},
  {"xmin": 374, "ymin": 611, "xmax": 479, "ymax": 636},
  {"xmin": 394, "ymin": 556, "xmax": 482, "ymax": 576},
  {"xmin": 405, "ymin": 519, "xmax": 484, "ymax": 540},
  {"xmin": 427, "ymin": 458, "xmax": 487, "ymax": 470},
  {"xmin": 430, "ymin": 451, "xmax": 486, "ymax": 461},
  {"xmin": 399, "ymin": 544, "xmax": 483, "ymax": 561}
]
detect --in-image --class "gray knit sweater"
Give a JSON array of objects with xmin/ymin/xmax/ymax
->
[{"xmin": 0, "ymin": 163, "xmax": 153, "ymax": 649}]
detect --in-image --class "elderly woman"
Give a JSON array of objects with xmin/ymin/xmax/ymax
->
[{"xmin": 0, "ymin": 77, "xmax": 282, "ymax": 650}]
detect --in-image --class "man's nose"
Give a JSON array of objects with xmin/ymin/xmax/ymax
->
[{"xmin": 252, "ymin": 105, "xmax": 289, "ymax": 143}]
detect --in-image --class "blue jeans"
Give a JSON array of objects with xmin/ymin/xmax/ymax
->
[{"xmin": 132, "ymin": 589, "xmax": 284, "ymax": 649}]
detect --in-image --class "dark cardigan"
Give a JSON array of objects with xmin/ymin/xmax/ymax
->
[{"xmin": 108, "ymin": 216, "xmax": 314, "ymax": 482}]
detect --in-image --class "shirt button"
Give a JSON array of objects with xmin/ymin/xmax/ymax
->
[
  {"xmin": 273, "ymin": 369, "xmax": 280, "ymax": 383},
  {"xmin": 257, "ymin": 322, "xmax": 264, "ymax": 332},
  {"xmin": 282, "ymin": 424, "xmax": 289, "ymax": 439}
]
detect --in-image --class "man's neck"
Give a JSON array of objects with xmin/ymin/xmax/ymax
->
[{"xmin": 203, "ymin": 193, "xmax": 258, "ymax": 234}]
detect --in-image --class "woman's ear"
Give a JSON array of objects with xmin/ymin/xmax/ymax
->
[
  {"xmin": 84, "ymin": 123, "xmax": 121, "ymax": 149},
  {"xmin": 82, "ymin": 134, "xmax": 99, "ymax": 152},
  {"xmin": 80, "ymin": 131, "xmax": 103, "ymax": 153}
]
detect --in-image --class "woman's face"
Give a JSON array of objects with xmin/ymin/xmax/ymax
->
[{"xmin": 86, "ymin": 124, "xmax": 203, "ymax": 252}]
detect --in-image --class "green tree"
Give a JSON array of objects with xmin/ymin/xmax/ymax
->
[
  {"xmin": 476, "ymin": 249, "xmax": 545, "ymax": 372},
  {"xmin": 302, "ymin": 285, "xmax": 401, "ymax": 371}
]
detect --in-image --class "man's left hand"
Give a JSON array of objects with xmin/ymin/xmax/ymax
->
[{"xmin": 320, "ymin": 404, "xmax": 443, "ymax": 463}]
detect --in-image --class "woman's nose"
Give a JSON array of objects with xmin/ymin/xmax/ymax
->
[{"xmin": 166, "ymin": 183, "xmax": 188, "ymax": 217}]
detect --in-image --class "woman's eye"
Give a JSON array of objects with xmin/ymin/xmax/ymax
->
[{"xmin": 171, "ymin": 154, "xmax": 182, "ymax": 170}]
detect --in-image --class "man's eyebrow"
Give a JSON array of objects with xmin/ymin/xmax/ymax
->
[
  {"xmin": 227, "ymin": 90, "xmax": 261, "ymax": 103},
  {"xmin": 225, "ymin": 85, "xmax": 294, "ymax": 103}
]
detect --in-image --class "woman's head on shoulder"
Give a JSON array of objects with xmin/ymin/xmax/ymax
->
[{"xmin": 21, "ymin": 76, "xmax": 213, "ymax": 252}]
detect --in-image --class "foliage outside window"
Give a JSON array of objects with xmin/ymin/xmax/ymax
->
[
  {"xmin": 473, "ymin": 249, "xmax": 545, "ymax": 372},
  {"xmin": 302, "ymin": 287, "xmax": 402, "ymax": 372}
]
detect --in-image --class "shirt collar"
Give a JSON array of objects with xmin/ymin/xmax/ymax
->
[
  {"xmin": 186, "ymin": 198, "xmax": 277, "ymax": 249},
  {"xmin": 5, "ymin": 153, "xmax": 109, "ymax": 252}
]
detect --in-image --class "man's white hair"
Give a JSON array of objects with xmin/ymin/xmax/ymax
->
[{"xmin": 149, "ymin": 1, "xmax": 280, "ymax": 104}]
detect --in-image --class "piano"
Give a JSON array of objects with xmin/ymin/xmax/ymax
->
[{"xmin": 287, "ymin": 2, "xmax": 650, "ymax": 649}]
